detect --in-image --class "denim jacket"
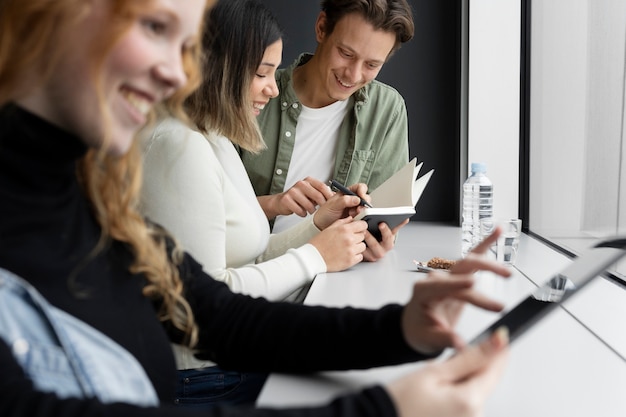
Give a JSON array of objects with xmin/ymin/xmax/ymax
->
[{"xmin": 0, "ymin": 267, "xmax": 158, "ymax": 406}]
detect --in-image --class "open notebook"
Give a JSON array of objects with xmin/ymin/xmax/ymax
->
[{"xmin": 354, "ymin": 158, "xmax": 434, "ymax": 240}]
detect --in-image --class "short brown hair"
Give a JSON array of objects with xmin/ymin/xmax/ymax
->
[{"xmin": 321, "ymin": 0, "xmax": 414, "ymax": 54}]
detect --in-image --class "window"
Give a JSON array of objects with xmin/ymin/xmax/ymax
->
[{"xmin": 523, "ymin": 0, "xmax": 626, "ymax": 283}]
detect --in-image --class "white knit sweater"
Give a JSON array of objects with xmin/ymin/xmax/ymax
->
[{"xmin": 140, "ymin": 118, "xmax": 326, "ymax": 303}]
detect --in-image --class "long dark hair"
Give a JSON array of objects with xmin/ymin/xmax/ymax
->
[{"xmin": 185, "ymin": 0, "xmax": 283, "ymax": 152}]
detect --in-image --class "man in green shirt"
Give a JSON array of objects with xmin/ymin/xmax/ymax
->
[{"xmin": 240, "ymin": 0, "xmax": 413, "ymax": 259}]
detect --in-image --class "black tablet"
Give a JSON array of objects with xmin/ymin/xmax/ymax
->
[{"xmin": 470, "ymin": 237, "xmax": 626, "ymax": 345}]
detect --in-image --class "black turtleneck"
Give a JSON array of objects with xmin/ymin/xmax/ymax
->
[
  {"xmin": 0, "ymin": 104, "xmax": 179, "ymax": 401},
  {"xmin": 0, "ymin": 104, "xmax": 424, "ymax": 417}
]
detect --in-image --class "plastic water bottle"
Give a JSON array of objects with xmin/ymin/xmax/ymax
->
[{"xmin": 461, "ymin": 162, "xmax": 493, "ymax": 257}]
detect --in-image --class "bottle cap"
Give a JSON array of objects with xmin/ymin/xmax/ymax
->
[{"xmin": 471, "ymin": 162, "xmax": 487, "ymax": 173}]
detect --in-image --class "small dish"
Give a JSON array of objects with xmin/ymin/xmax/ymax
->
[{"xmin": 412, "ymin": 260, "xmax": 435, "ymax": 273}]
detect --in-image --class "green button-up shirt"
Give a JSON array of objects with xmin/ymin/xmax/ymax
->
[{"xmin": 240, "ymin": 53, "xmax": 409, "ymax": 196}]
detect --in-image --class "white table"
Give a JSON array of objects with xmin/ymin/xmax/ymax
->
[{"xmin": 257, "ymin": 222, "xmax": 626, "ymax": 417}]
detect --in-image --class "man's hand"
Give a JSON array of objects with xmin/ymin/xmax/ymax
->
[
  {"xmin": 361, "ymin": 219, "xmax": 409, "ymax": 262},
  {"xmin": 257, "ymin": 177, "xmax": 333, "ymax": 220}
]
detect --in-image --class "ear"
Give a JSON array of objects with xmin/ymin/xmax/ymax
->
[{"xmin": 315, "ymin": 11, "xmax": 327, "ymax": 43}]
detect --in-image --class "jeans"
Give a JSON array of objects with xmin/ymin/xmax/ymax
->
[{"xmin": 174, "ymin": 366, "xmax": 268, "ymax": 409}]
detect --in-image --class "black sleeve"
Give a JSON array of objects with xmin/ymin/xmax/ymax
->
[
  {"xmin": 0, "ymin": 338, "xmax": 398, "ymax": 417},
  {"xmin": 0, "ymin": 251, "xmax": 422, "ymax": 417},
  {"xmin": 177, "ymin": 254, "xmax": 434, "ymax": 372}
]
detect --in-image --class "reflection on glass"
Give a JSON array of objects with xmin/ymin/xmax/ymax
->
[
  {"xmin": 532, "ymin": 274, "xmax": 571, "ymax": 303},
  {"xmin": 527, "ymin": 0, "xmax": 626, "ymax": 283},
  {"xmin": 470, "ymin": 241, "xmax": 626, "ymax": 346}
]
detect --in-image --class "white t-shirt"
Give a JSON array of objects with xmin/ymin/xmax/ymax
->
[{"xmin": 273, "ymin": 99, "xmax": 350, "ymax": 233}]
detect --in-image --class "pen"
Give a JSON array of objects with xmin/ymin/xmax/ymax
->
[{"xmin": 328, "ymin": 179, "xmax": 373, "ymax": 208}]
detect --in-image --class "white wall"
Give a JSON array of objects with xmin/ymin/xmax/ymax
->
[{"xmin": 469, "ymin": 0, "xmax": 521, "ymax": 220}]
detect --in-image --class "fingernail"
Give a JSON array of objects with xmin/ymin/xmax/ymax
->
[{"xmin": 492, "ymin": 326, "xmax": 509, "ymax": 349}]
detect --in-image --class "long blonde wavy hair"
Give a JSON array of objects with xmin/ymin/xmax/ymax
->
[{"xmin": 0, "ymin": 0, "xmax": 214, "ymax": 347}]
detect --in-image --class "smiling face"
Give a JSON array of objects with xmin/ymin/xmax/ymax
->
[
  {"xmin": 304, "ymin": 12, "xmax": 396, "ymax": 108},
  {"xmin": 250, "ymin": 39, "xmax": 282, "ymax": 116},
  {"xmin": 17, "ymin": 0, "xmax": 206, "ymax": 156}
]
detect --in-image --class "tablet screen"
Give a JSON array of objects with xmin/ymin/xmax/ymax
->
[
  {"xmin": 470, "ymin": 274, "xmax": 570, "ymax": 345},
  {"xmin": 470, "ymin": 238, "xmax": 626, "ymax": 345}
]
